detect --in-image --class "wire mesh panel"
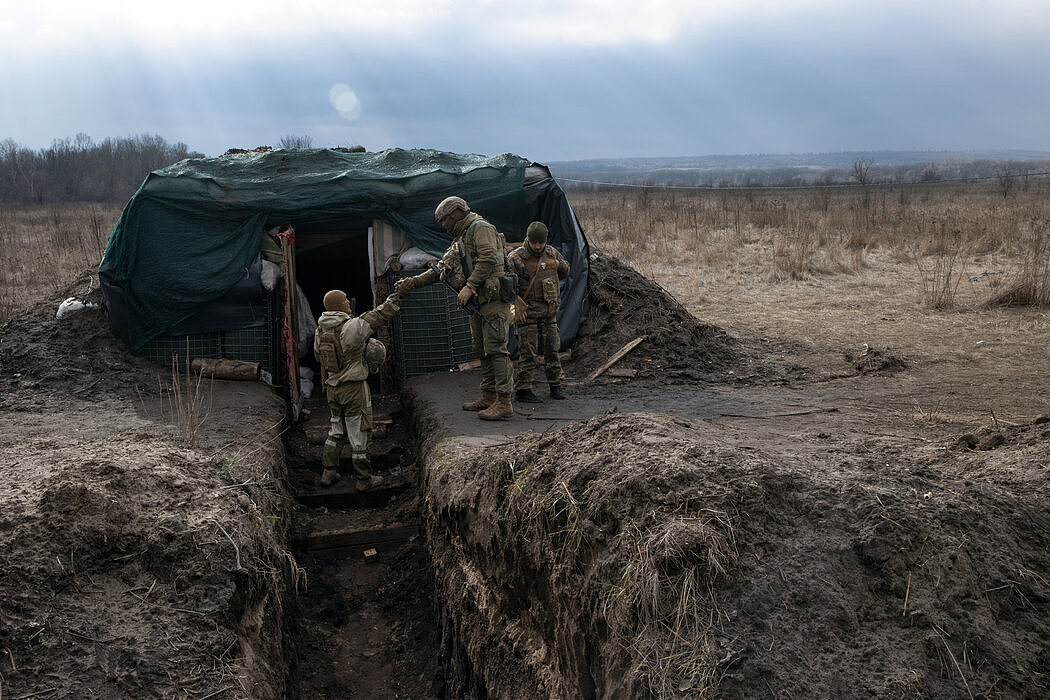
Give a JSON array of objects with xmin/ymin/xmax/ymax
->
[
  {"xmin": 223, "ymin": 324, "xmax": 278, "ymax": 380},
  {"xmin": 140, "ymin": 333, "xmax": 221, "ymax": 371},
  {"xmin": 138, "ymin": 293, "xmax": 279, "ymax": 380},
  {"xmin": 392, "ymin": 269, "xmax": 475, "ymax": 381}
]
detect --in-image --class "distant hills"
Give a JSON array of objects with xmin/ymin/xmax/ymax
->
[{"xmin": 545, "ymin": 150, "xmax": 1050, "ymax": 189}]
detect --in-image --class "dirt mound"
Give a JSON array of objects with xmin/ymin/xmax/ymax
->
[
  {"xmin": 0, "ymin": 273, "xmax": 296, "ymax": 698},
  {"xmin": 0, "ymin": 270, "xmax": 158, "ymax": 411},
  {"xmin": 845, "ymin": 345, "xmax": 908, "ymax": 374},
  {"xmin": 954, "ymin": 414, "xmax": 1050, "ymax": 451},
  {"xmin": 568, "ymin": 253, "xmax": 804, "ymax": 384},
  {"xmin": 423, "ymin": 411, "xmax": 1050, "ymax": 698}
]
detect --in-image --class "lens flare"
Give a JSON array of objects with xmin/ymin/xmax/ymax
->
[{"xmin": 329, "ymin": 83, "xmax": 362, "ymax": 120}]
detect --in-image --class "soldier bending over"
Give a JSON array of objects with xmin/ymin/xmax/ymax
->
[{"xmin": 395, "ymin": 195, "xmax": 516, "ymax": 420}]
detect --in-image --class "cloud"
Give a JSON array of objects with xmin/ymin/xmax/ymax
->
[
  {"xmin": 6, "ymin": 1, "xmax": 1050, "ymax": 56},
  {"xmin": 4, "ymin": 0, "xmax": 1050, "ymax": 158},
  {"xmin": 0, "ymin": 1, "xmax": 835, "ymax": 50}
]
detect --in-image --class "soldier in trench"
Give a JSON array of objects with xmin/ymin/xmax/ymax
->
[
  {"xmin": 394, "ymin": 195, "xmax": 516, "ymax": 420},
  {"xmin": 313, "ymin": 289, "xmax": 403, "ymax": 488},
  {"xmin": 507, "ymin": 221, "xmax": 570, "ymax": 402}
]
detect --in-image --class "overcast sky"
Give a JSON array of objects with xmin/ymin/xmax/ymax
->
[{"xmin": 3, "ymin": 1, "xmax": 1050, "ymax": 161}]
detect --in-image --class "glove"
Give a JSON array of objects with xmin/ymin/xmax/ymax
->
[
  {"xmin": 457, "ymin": 283, "xmax": 475, "ymax": 307},
  {"xmin": 394, "ymin": 277, "xmax": 415, "ymax": 295}
]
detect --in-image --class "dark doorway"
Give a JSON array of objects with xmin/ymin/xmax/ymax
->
[
  {"xmin": 293, "ymin": 217, "xmax": 379, "ymax": 392},
  {"xmin": 295, "ymin": 218, "xmax": 375, "ymax": 320}
]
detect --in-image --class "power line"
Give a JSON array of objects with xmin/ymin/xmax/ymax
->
[{"xmin": 556, "ymin": 170, "xmax": 1050, "ymax": 191}]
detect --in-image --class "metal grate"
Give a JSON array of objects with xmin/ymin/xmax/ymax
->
[
  {"xmin": 392, "ymin": 269, "xmax": 475, "ymax": 381},
  {"xmin": 139, "ymin": 293, "xmax": 279, "ymax": 381}
]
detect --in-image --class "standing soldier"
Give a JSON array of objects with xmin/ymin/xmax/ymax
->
[
  {"xmin": 394, "ymin": 196, "xmax": 515, "ymax": 420},
  {"xmin": 313, "ymin": 289, "xmax": 402, "ymax": 488},
  {"xmin": 508, "ymin": 221, "xmax": 570, "ymax": 402}
]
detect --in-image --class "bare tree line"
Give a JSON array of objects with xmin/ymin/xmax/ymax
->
[
  {"xmin": 0, "ymin": 133, "xmax": 202, "ymax": 204},
  {"xmin": 558, "ymin": 157, "xmax": 1050, "ymax": 192}
]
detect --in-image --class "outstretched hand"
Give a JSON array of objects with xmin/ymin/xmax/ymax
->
[{"xmin": 394, "ymin": 277, "xmax": 414, "ymax": 295}]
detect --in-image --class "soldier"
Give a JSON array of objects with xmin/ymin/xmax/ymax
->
[
  {"xmin": 313, "ymin": 289, "xmax": 402, "ymax": 488},
  {"xmin": 394, "ymin": 196, "xmax": 515, "ymax": 420},
  {"xmin": 508, "ymin": 221, "xmax": 570, "ymax": 402}
]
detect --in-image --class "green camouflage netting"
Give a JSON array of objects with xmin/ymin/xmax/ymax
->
[{"xmin": 100, "ymin": 148, "xmax": 527, "ymax": 351}]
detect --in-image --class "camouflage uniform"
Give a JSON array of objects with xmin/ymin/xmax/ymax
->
[
  {"xmin": 508, "ymin": 242, "xmax": 570, "ymax": 392},
  {"xmin": 313, "ymin": 294, "xmax": 400, "ymax": 481},
  {"xmin": 406, "ymin": 212, "xmax": 513, "ymax": 396}
]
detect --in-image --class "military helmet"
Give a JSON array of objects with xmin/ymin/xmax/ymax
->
[
  {"xmin": 365, "ymin": 337, "xmax": 387, "ymax": 372},
  {"xmin": 526, "ymin": 221, "xmax": 549, "ymax": 244},
  {"xmin": 434, "ymin": 196, "xmax": 470, "ymax": 221}
]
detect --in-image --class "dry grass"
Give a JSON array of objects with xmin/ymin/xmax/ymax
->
[
  {"xmin": 571, "ymin": 181, "xmax": 1050, "ymax": 307},
  {"xmin": 164, "ymin": 348, "xmax": 213, "ymax": 447},
  {"xmin": 916, "ymin": 224, "xmax": 967, "ymax": 309},
  {"xmin": 604, "ymin": 512, "xmax": 737, "ymax": 698},
  {"xmin": 984, "ymin": 220, "xmax": 1050, "ymax": 307},
  {"xmin": 0, "ymin": 203, "xmax": 121, "ymax": 321},
  {"xmin": 571, "ymin": 179, "xmax": 1050, "ymax": 427}
]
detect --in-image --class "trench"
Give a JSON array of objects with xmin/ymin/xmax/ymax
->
[{"xmin": 282, "ymin": 389, "xmax": 446, "ymax": 698}]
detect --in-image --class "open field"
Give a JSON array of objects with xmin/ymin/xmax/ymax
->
[
  {"xmin": 574, "ymin": 181, "xmax": 1050, "ymax": 423},
  {"xmin": 0, "ymin": 203, "xmax": 122, "ymax": 321},
  {"xmin": 1, "ymin": 183, "xmax": 1048, "ymax": 697}
]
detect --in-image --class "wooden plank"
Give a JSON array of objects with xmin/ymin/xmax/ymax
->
[
  {"xmin": 304, "ymin": 523, "xmax": 421, "ymax": 551},
  {"xmin": 296, "ymin": 483, "xmax": 402, "ymax": 510},
  {"xmin": 585, "ymin": 336, "xmax": 645, "ymax": 382}
]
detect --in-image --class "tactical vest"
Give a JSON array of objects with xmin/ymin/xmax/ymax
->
[
  {"xmin": 315, "ymin": 312, "xmax": 375, "ymax": 385},
  {"xmin": 459, "ymin": 214, "xmax": 507, "ymax": 304},
  {"xmin": 520, "ymin": 246, "xmax": 560, "ymax": 304}
]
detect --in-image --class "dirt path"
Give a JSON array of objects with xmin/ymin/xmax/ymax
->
[{"xmin": 283, "ymin": 393, "xmax": 440, "ymax": 699}]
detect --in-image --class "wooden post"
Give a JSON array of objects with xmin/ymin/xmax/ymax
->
[
  {"xmin": 191, "ymin": 358, "xmax": 260, "ymax": 381},
  {"xmin": 279, "ymin": 226, "xmax": 304, "ymax": 421}
]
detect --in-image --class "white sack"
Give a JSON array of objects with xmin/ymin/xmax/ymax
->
[
  {"xmin": 56, "ymin": 297, "xmax": 98, "ymax": 320},
  {"xmin": 399, "ymin": 246, "xmax": 438, "ymax": 270}
]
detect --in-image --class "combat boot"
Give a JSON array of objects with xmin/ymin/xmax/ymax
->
[
  {"xmin": 463, "ymin": 390, "xmax": 498, "ymax": 411},
  {"xmin": 357, "ymin": 474, "xmax": 383, "ymax": 491},
  {"xmin": 515, "ymin": 388, "xmax": 543, "ymax": 403},
  {"xmin": 549, "ymin": 384, "xmax": 566, "ymax": 400},
  {"xmin": 318, "ymin": 468, "xmax": 340, "ymax": 487},
  {"xmin": 478, "ymin": 393, "xmax": 513, "ymax": 421}
]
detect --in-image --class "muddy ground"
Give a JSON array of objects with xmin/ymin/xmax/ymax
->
[{"xmin": 1, "ymin": 252, "xmax": 1048, "ymax": 698}]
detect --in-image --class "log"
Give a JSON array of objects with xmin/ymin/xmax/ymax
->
[
  {"xmin": 191, "ymin": 358, "xmax": 260, "ymax": 381},
  {"xmin": 585, "ymin": 336, "xmax": 645, "ymax": 382}
]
